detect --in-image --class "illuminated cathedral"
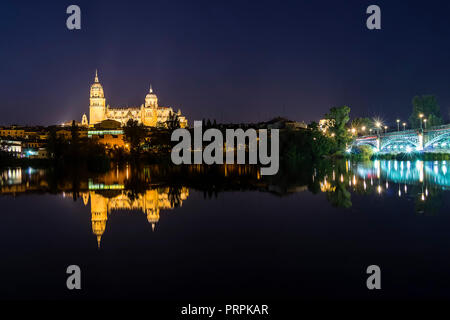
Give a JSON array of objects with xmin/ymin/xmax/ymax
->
[{"xmin": 86, "ymin": 70, "xmax": 187, "ymax": 128}]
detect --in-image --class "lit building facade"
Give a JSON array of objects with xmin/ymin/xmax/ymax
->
[{"xmin": 86, "ymin": 70, "xmax": 187, "ymax": 128}]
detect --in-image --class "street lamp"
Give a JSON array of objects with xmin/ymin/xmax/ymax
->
[
  {"xmin": 419, "ymin": 113, "xmax": 424, "ymax": 130},
  {"xmin": 423, "ymin": 118, "xmax": 427, "ymax": 129},
  {"xmin": 384, "ymin": 126, "xmax": 388, "ymax": 133},
  {"xmin": 402, "ymin": 122, "xmax": 406, "ymax": 131},
  {"xmin": 375, "ymin": 121, "xmax": 382, "ymax": 135},
  {"xmin": 396, "ymin": 119, "xmax": 400, "ymax": 131}
]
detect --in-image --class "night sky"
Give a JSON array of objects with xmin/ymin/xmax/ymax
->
[{"xmin": 1, "ymin": 0, "xmax": 450, "ymax": 126}]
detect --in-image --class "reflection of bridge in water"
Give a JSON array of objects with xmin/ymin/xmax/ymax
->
[
  {"xmin": 353, "ymin": 124, "xmax": 450, "ymax": 153},
  {"xmin": 355, "ymin": 160, "xmax": 450, "ymax": 190},
  {"xmin": 353, "ymin": 160, "xmax": 449, "ymax": 188}
]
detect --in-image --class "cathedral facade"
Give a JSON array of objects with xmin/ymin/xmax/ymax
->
[{"xmin": 87, "ymin": 71, "xmax": 187, "ymax": 128}]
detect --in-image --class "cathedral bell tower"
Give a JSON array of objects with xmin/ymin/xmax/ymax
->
[
  {"xmin": 142, "ymin": 84, "xmax": 158, "ymax": 126},
  {"xmin": 89, "ymin": 70, "xmax": 106, "ymax": 125}
]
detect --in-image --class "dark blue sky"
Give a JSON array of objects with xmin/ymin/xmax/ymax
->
[{"xmin": 1, "ymin": 0, "xmax": 450, "ymax": 126}]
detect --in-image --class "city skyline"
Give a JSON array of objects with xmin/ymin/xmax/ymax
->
[{"xmin": 1, "ymin": 0, "xmax": 450, "ymax": 126}]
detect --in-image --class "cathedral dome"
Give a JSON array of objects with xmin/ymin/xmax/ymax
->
[
  {"xmin": 90, "ymin": 70, "xmax": 104, "ymax": 98},
  {"xmin": 145, "ymin": 85, "xmax": 158, "ymax": 107}
]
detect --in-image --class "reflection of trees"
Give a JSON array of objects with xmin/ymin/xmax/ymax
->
[
  {"xmin": 124, "ymin": 166, "xmax": 149, "ymax": 202},
  {"xmin": 326, "ymin": 181, "xmax": 352, "ymax": 208},
  {"xmin": 2, "ymin": 160, "xmax": 356, "ymax": 209},
  {"xmin": 168, "ymin": 186, "xmax": 182, "ymax": 208}
]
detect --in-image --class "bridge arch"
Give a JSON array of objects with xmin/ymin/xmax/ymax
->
[
  {"xmin": 352, "ymin": 138, "xmax": 378, "ymax": 152},
  {"xmin": 424, "ymin": 131, "xmax": 450, "ymax": 150},
  {"xmin": 379, "ymin": 139, "xmax": 420, "ymax": 153},
  {"xmin": 355, "ymin": 141, "xmax": 378, "ymax": 149}
]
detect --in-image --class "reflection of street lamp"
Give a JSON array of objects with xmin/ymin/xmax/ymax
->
[
  {"xmin": 423, "ymin": 118, "xmax": 427, "ymax": 129},
  {"xmin": 402, "ymin": 122, "xmax": 406, "ymax": 131},
  {"xmin": 396, "ymin": 119, "xmax": 400, "ymax": 131}
]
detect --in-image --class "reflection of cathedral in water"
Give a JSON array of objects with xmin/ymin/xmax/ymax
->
[{"xmin": 82, "ymin": 188, "xmax": 189, "ymax": 248}]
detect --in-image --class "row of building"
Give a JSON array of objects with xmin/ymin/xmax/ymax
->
[{"xmin": 0, "ymin": 120, "xmax": 129, "ymax": 159}]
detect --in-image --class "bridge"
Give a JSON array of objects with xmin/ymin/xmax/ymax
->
[{"xmin": 352, "ymin": 124, "xmax": 450, "ymax": 153}]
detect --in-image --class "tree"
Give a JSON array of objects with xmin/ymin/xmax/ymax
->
[
  {"xmin": 325, "ymin": 105, "xmax": 352, "ymax": 153},
  {"xmin": 408, "ymin": 95, "xmax": 443, "ymax": 128},
  {"xmin": 123, "ymin": 119, "xmax": 147, "ymax": 155},
  {"xmin": 167, "ymin": 112, "xmax": 180, "ymax": 130},
  {"xmin": 46, "ymin": 126, "xmax": 64, "ymax": 160},
  {"xmin": 70, "ymin": 120, "xmax": 80, "ymax": 158},
  {"xmin": 308, "ymin": 122, "xmax": 337, "ymax": 158},
  {"xmin": 350, "ymin": 117, "xmax": 372, "ymax": 134}
]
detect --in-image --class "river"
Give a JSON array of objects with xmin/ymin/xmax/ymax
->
[{"xmin": 1, "ymin": 160, "xmax": 449, "ymax": 300}]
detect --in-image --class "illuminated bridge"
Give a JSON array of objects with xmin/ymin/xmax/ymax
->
[{"xmin": 352, "ymin": 124, "xmax": 450, "ymax": 154}]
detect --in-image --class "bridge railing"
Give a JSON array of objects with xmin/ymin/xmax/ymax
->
[
  {"xmin": 357, "ymin": 123, "xmax": 450, "ymax": 139},
  {"xmin": 424, "ymin": 123, "xmax": 450, "ymax": 131},
  {"xmin": 357, "ymin": 129, "xmax": 416, "ymax": 139},
  {"xmin": 382, "ymin": 129, "xmax": 417, "ymax": 137}
]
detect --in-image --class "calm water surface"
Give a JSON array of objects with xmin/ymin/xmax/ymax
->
[{"xmin": 1, "ymin": 160, "xmax": 449, "ymax": 300}]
